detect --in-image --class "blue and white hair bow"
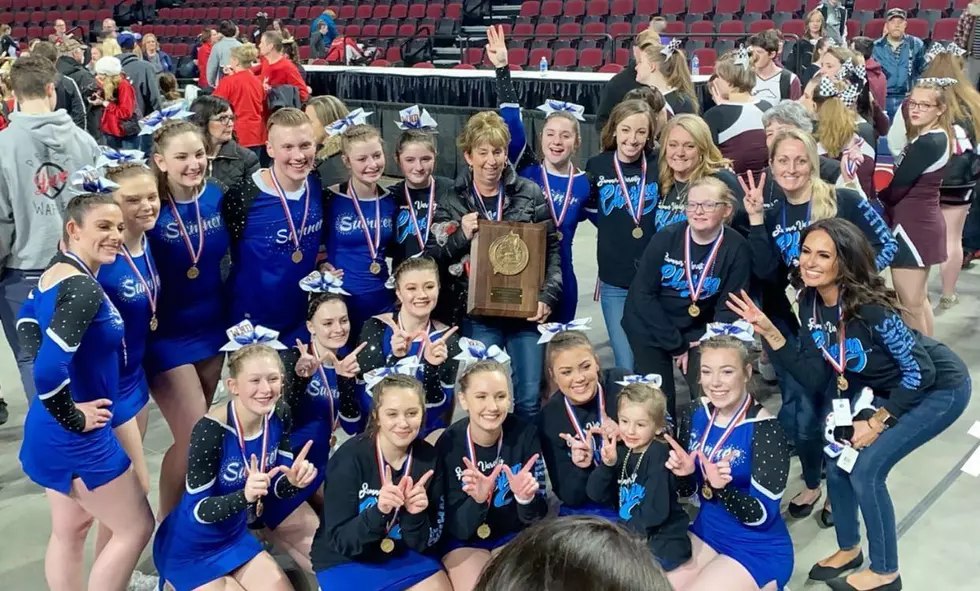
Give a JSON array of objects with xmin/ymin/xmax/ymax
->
[
  {"xmin": 733, "ymin": 45, "xmax": 751, "ymax": 69},
  {"xmin": 326, "ymin": 107, "xmax": 373, "ymax": 137},
  {"xmin": 699, "ymin": 321, "xmax": 755, "ymax": 343},
  {"xmin": 661, "ymin": 38, "xmax": 682, "ymax": 59},
  {"xmin": 454, "ymin": 337, "xmax": 511, "ymax": 364},
  {"xmin": 220, "ymin": 319, "xmax": 286, "ymax": 351},
  {"xmin": 139, "ymin": 104, "xmax": 192, "ymax": 136},
  {"xmin": 96, "ymin": 146, "xmax": 146, "ymax": 170},
  {"xmin": 925, "ymin": 41, "xmax": 966, "ymax": 63},
  {"xmin": 537, "ymin": 317, "xmax": 592, "ymax": 344},
  {"xmin": 918, "ymin": 77, "xmax": 958, "ymax": 88},
  {"xmin": 615, "ymin": 374, "xmax": 664, "ymax": 388},
  {"xmin": 299, "ymin": 270, "xmax": 350, "ymax": 295},
  {"xmin": 536, "ymin": 99, "xmax": 586, "ymax": 122},
  {"xmin": 70, "ymin": 166, "xmax": 119, "ymax": 194},
  {"xmin": 396, "ymin": 105, "xmax": 438, "ymax": 130},
  {"xmin": 363, "ymin": 358, "xmax": 422, "ymax": 391}
]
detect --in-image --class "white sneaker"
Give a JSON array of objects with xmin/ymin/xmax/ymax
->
[
  {"xmin": 128, "ymin": 571, "xmax": 159, "ymax": 591},
  {"xmin": 758, "ymin": 359, "xmax": 777, "ymax": 383}
]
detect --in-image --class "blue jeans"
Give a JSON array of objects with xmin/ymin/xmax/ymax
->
[
  {"xmin": 105, "ymin": 135, "xmax": 141, "ymax": 151},
  {"xmin": 0, "ymin": 268, "xmax": 41, "ymax": 401},
  {"xmin": 827, "ymin": 378, "xmax": 971, "ymax": 574},
  {"xmin": 885, "ymin": 96, "xmax": 904, "ymax": 121},
  {"xmin": 463, "ymin": 319, "xmax": 544, "ymax": 420},
  {"xmin": 600, "ymin": 281, "xmax": 634, "ymax": 371}
]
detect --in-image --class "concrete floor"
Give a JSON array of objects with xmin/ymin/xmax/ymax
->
[{"xmin": 0, "ymin": 222, "xmax": 978, "ymax": 590}]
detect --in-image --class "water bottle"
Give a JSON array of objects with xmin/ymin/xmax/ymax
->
[
  {"xmin": 691, "ymin": 54, "xmax": 700, "ymax": 76},
  {"xmin": 539, "ymin": 56, "xmax": 549, "ymax": 76}
]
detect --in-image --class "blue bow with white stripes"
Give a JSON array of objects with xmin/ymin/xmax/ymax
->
[
  {"xmin": 536, "ymin": 99, "xmax": 586, "ymax": 121},
  {"xmin": 70, "ymin": 166, "xmax": 119, "ymax": 194},
  {"xmin": 454, "ymin": 337, "xmax": 511, "ymax": 364},
  {"xmin": 615, "ymin": 374, "xmax": 664, "ymax": 388},
  {"xmin": 396, "ymin": 105, "xmax": 438, "ymax": 130},
  {"xmin": 96, "ymin": 146, "xmax": 146, "ymax": 170},
  {"xmin": 537, "ymin": 317, "xmax": 592, "ymax": 344},
  {"xmin": 363, "ymin": 358, "xmax": 422, "ymax": 391},
  {"xmin": 220, "ymin": 320, "xmax": 286, "ymax": 351},
  {"xmin": 139, "ymin": 104, "xmax": 192, "ymax": 136},
  {"xmin": 326, "ymin": 108, "xmax": 373, "ymax": 137},
  {"xmin": 299, "ymin": 271, "xmax": 350, "ymax": 295},
  {"xmin": 699, "ymin": 321, "xmax": 755, "ymax": 343}
]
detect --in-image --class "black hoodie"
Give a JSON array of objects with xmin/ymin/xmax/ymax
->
[{"xmin": 57, "ymin": 55, "xmax": 99, "ymax": 141}]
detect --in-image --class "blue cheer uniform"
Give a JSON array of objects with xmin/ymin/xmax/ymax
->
[
  {"xmin": 145, "ymin": 181, "xmax": 230, "ymax": 375},
  {"xmin": 225, "ymin": 171, "xmax": 326, "ymax": 344}
]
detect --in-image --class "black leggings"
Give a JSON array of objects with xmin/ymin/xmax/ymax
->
[{"xmin": 629, "ymin": 339, "xmax": 701, "ymax": 420}]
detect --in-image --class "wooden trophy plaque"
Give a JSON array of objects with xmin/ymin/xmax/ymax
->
[{"xmin": 467, "ymin": 220, "xmax": 546, "ymax": 318}]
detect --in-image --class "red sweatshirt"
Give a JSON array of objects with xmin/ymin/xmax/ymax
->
[
  {"xmin": 101, "ymin": 76, "xmax": 137, "ymax": 138},
  {"xmin": 214, "ymin": 69, "xmax": 268, "ymax": 148},
  {"xmin": 255, "ymin": 55, "xmax": 309, "ymax": 102},
  {"xmin": 198, "ymin": 41, "xmax": 213, "ymax": 89}
]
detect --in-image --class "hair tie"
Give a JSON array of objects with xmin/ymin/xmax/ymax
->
[
  {"xmin": 615, "ymin": 374, "xmax": 664, "ymax": 388},
  {"xmin": 70, "ymin": 166, "xmax": 119, "ymax": 194},
  {"xmin": 918, "ymin": 77, "xmax": 958, "ymax": 88},
  {"xmin": 96, "ymin": 146, "xmax": 147, "ymax": 170},
  {"xmin": 660, "ymin": 38, "xmax": 682, "ymax": 59},
  {"xmin": 453, "ymin": 337, "xmax": 511, "ymax": 364},
  {"xmin": 733, "ymin": 44, "xmax": 751, "ymax": 69},
  {"xmin": 220, "ymin": 319, "xmax": 286, "ymax": 351},
  {"xmin": 326, "ymin": 107, "xmax": 372, "ymax": 137},
  {"xmin": 363, "ymin": 358, "xmax": 421, "ymax": 391},
  {"xmin": 299, "ymin": 270, "xmax": 350, "ymax": 295},
  {"xmin": 537, "ymin": 317, "xmax": 592, "ymax": 344},
  {"xmin": 139, "ymin": 104, "xmax": 192, "ymax": 135},
  {"xmin": 536, "ymin": 99, "xmax": 586, "ymax": 121},
  {"xmin": 699, "ymin": 321, "xmax": 755, "ymax": 343},
  {"xmin": 396, "ymin": 105, "xmax": 438, "ymax": 130},
  {"xmin": 925, "ymin": 41, "xmax": 966, "ymax": 64}
]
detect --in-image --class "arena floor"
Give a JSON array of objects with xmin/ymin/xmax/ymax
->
[{"xmin": 0, "ymin": 222, "xmax": 977, "ymax": 590}]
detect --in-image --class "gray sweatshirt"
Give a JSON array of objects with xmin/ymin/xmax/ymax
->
[
  {"xmin": 207, "ymin": 36, "xmax": 243, "ymax": 88},
  {"xmin": 0, "ymin": 110, "xmax": 100, "ymax": 271}
]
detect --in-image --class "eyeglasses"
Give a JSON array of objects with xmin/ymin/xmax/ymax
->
[
  {"xmin": 685, "ymin": 201, "xmax": 725, "ymax": 213},
  {"xmin": 211, "ymin": 115, "xmax": 237, "ymax": 124},
  {"xmin": 907, "ymin": 101, "xmax": 937, "ymax": 111}
]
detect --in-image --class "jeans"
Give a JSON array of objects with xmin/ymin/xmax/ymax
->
[
  {"xmin": 105, "ymin": 135, "xmax": 141, "ymax": 151},
  {"xmin": 0, "ymin": 268, "xmax": 42, "ymax": 401},
  {"xmin": 600, "ymin": 281, "xmax": 634, "ymax": 371},
  {"xmin": 885, "ymin": 96, "xmax": 904, "ymax": 121},
  {"xmin": 767, "ymin": 319, "xmax": 825, "ymax": 490},
  {"xmin": 630, "ymin": 339, "xmax": 700, "ymax": 419},
  {"xmin": 463, "ymin": 319, "xmax": 544, "ymax": 420},
  {"xmin": 827, "ymin": 378, "xmax": 971, "ymax": 574}
]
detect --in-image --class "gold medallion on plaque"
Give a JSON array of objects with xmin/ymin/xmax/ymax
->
[{"xmin": 488, "ymin": 230, "xmax": 530, "ymax": 276}]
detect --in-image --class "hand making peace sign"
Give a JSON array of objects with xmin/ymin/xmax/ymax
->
[
  {"xmin": 461, "ymin": 457, "xmax": 504, "ymax": 504},
  {"xmin": 423, "ymin": 326, "xmax": 459, "ymax": 366},
  {"xmin": 503, "ymin": 454, "xmax": 541, "ymax": 503},
  {"xmin": 323, "ymin": 342, "xmax": 368, "ymax": 378},
  {"xmin": 399, "ymin": 470, "xmax": 435, "ymax": 515}
]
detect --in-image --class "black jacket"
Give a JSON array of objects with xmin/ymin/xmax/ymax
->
[
  {"xmin": 424, "ymin": 164, "xmax": 562, "ymax": 326},
  {"xmin": 596, "ymin": 62, "xmax": 641, "ymax": 133},
  {"xmin": 209, "ymin": 139, "xmax": 259, "ymax": 190},
  {"xmin": 57, "ymin": 55, "xmax": 99, "ymax": 139},
  {"xmin": 119, "ymin": 52, "xmax": 161, "ymax": 119},
  {"xmin": 53, "ymin": 73, "xmax": 87, "ymax": 133}
]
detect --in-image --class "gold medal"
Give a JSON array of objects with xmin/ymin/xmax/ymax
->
[
  {"xmin": 380, "ymin": 537, "xmax": 395, "ymax": 553},
  {"xmin": 255, "ymin": 499, "xmax": 264, "ymax": 517},
  {"xmin": 370, "ymin": 261, "xmax": 382, "ymax": 275},
  {"xmin": 555, "ymin": 230, "xmax": 563, "ymax": 241},
  {"xmin": 186, "ymin": 266, "xmax": 199, "ymax": 279},
  {"xmin": 837, "ymin": 374, "xmax": 849, "ymax": 391},
  {"xmin": 150, "ymin": 315, "xmax": 159, "ymax": 331},
  {"xmin": 702, "ymin": 484, "xmax": 713, "ymax": 500},
  {"xmin": 291, "ymin": 250, "xmax": 303, "ymax": 264},
  {"xmin": 477, "ymin": 523, "xmax": 491, "ymax": 539},
  {"xmin": 632, "ymin": 227, "xmax": 643, "ymax": 239},
  {"xmin": 688, "ymin": 304, "xmax": 700, "ymax": 318}
]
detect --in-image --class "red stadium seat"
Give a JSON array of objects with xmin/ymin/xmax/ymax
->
[
  {"xmin": 846, "ymin": 19, "xmax": 860, "ymax": 39},
  {"xmin": 454, "ymin": 63, "xmax": 477, "ymax": 69},
  {"xmin": 661, "ymin": 0, "xmax": 685, "ymax": 16},
  {"xmin": 345, "ymin": 24, "xmax": 361, "ymax": 37},
  {"xmin": 865, "ymin": 19, "xmax": 885, "ymax": 38},
  {"xmin": 578, "ymin": 47, "xmax": 603, "ymax": 69},
  {"xmin": 390, "ymin": 5, "xmax": 408, "ymax": 19},
  {"xmin": 782, "ymin": 19, "xmax": 805, "ymax": 38},
  {"xmin": 749, "ymin": 20, "xmax": 776, "ymax": 33},
  {"xmin": 528, "ymin": 48, "xmax": 553, "ymax": 67},
  {"xmin": 426, "ymin": 4, "xmax": 443, "ymax": 19},
  {"xmin": 744, "ymin": 0, "xmax": 772, "ymax": 14},
  {"xmin": 385, "ymin": 46, "xmax": 402, "ymax": 62},
  {"xmin": 558, "ymin": 23, "xmax": 581, "ymax": 37},
  {"xmin": 463, "ymin": 47, "xmax": 483, "ymax": 64},
  {"xmin": 610, "ymin": 0, "xmax": 634, "ymax": 17},
  {"xmin": 373, "ymin": 5, "xmax": 390, "ymax": 20},
  {"xmin": 553, "ymin": 47, "xmax": 577, "ymax": 68},
  {"xmin": 852, "ymin": 0, "xmax": 878, "ymax": 12},
  {"xmin": 379, "ymin": 24, "xmax": 397, "ymax": 38},
  {"xmin": 663, "ymin": 21, "xmax": 684, "ymax": 36},
  {"xmin": 513, "ymin": 23, "xmax": 534, "ymax": 40},
  {"xmin": 608, "ymin": 21, "xmax": 631, "ymax": 39},
  {"xmin": 510, "ymin": 47, "xmax": 530, "ymax": 66},
  {"xmin": 339, "ymin": 6, "xmax": 355, "ymax": 20},
  {"xmin": 541, "ymin": 0, "xmax": 563, "ymax": 18},
  {"xmin": 636, "ymin": 0, "xmax": 660, "ymax": 13},
  {"xmin": 398, "ymin": 23, "xmax": 416, "ymax": 37},
  {"xmin": 774, "ymin": 0, "xmax": 802, "ymax": 13},
  {"xmin": 933, "ymin": 19, "xmax": 959, "ymax": 42},
  {"xmin": 693, "ymin": 48, "xmax": 717, "ymax": 73},
  {"xmin": 919, "ymin": 0, "xmax": 950, "ymax": 11},
  {"xmin": 406, "ymin": 3, "xmax": 425, "ymax": 20},
  {"xmin": 715, "ymin": 0, "xmax": 742, "ymax": 18},
  {"xmin": 371, "ymin": 59, "xmax": 390, "ymax": 67},
  {"xmin": 886, "ymin": 0, "xmax": 916, "ymax": 11},
  {"xmin": 355, "ymin": 5, "xmax": 372, "ymax": 20},
  {"xmin": 585, "ymin": 0, "xmax": 610, "ymax": 17},
  {"xmin": 565, "ymin": 0, "xmax": 587, "ymax": 18},
  {"xmin": 689, "ymin": 0, "xmax": 715, "ymax": 15},
  {"xmin": 295, "ymin": 6, "xmax": 310, "ymax": 20},
  {"xmin": 690, "ymin": 21, "xmax": 715, "ymax": 36},
  {"xmin": 599, "ymin": 63, "xmax": 624, "ymax": 73},
  {"xmin": 519, "ymin": 1, "xmax": 540, "ymax": 18},
  {"xmin": 614, "ymin": 47, "xmax": 631, "ymax": 65},
  {"xmin": 905, "ymin": 18, "xmax": 928, "ymax": 40},
  {"xmin": 446, "ymin": 3, "xmax": 462, "ymax": 19},
  {"xmin": 536, "ymin": 23, "xmax": 557, "ymax": 40},
  {"xmin": 362, "ymin": 24, "xmax": 379, "ymax": 38},
  {"xmin": 718, "ymin": 21, "xmax": 745, "ymax": 39},
  {"xmin": 412, "ymin": 62, "xmax": 435, "ymax": 68}
]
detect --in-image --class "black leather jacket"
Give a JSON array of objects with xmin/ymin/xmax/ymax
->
[{"xmin": 424, "ymin": 164, "xmax": 562, "ymax": 326}]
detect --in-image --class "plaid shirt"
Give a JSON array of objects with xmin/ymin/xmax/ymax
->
[{"xmin": 954, "ymin": 12, "xmax": 978, "ymax": 57}]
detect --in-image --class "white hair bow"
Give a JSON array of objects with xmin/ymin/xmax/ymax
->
[
  {"xmin": 734, "ymin": 45, "xmax": 751, "ymax": 69},
  {"xmin": 536, "ymin": 99, "xmax": 586, "ymax": 121},
  {"xmin": 918, "ymin": 77, "xmax": 958, "ymax": 88},
  {"xmin": 661, "ymin": 38, "xmax": 682, "ymax": 59},
  {"xmin": 363, "ymin": 358, "xmax": 422, "ymax": 391},
  {"xmin": 299, "ymin": 271, "xmax": 350, "ymax": 295},
  {"xmin": 925, "ymin": 41, "xmax": 966, "ymax": 63},
  {"xmin": 396, "ymin": 105, "xmax": 438, "ymax": 130},
  {"xmin": 537, "ymin": 317, "xmax": 592, "ymax": 344},
  {"xmin": 70, "ymin": 166, "xmax": 118, "ymax": 194},
  {"xmin": 839, "ymin": 59, "xmax": 867, "ymax": 85},
  {"xmin": 699, "ymin": 321, "xmax": 756, "ymax": 343},
  {"xmin": 96, "ymin": 146, "xmax": 146, "ymax": 170},
  {"xmin": 326, "ymin": 107, "xmax": 373, "ymax": 137},
  {"xmin": 139, "ymin": 104, "xmax": 192, "ymax": 136},
  {"xmin": 615, "ymin": 374, "xmax": 664, "ymax": 388},
  {"xmin": 453, "ymin": 337, "xmax": 511, "ymax": 364},
  {"xmin": 220, "ymin": 319, "xmax": 286, "ymax": 351},
  {"xmin": 818, "ymin": 76, "xmax": 861, "ymax": 108}
]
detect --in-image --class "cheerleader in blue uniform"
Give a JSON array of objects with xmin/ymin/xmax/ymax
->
[
  {"xmin": 145, "ymin": 119, "xmax": 232, "ymax": 517},
  {"xmin": 153, "ymin": 323, "xmax": 320, "ymax": 590},
  {"xmin": 359, "ymin": 256, "xmax": 462, "ymax": 440},
  {"xmin": 17, "ymin": 194, "xmax": 154, "ymax": 591},
  {"xmin": 538, "ymin": 328, "xmax": 627, "ymax": 519},
  {"xmin": 224, "ymin": 107, "xmax": 326, "ymax": 345},
  {"xmin": 665, "ymin": 323, "xmax": 793, "ymax": 591},
  {"xmin": 438, "ymin": 360, "xmax": 548, "ymax": 591},
  {"xmin": 486, "ymin": 26, "xmax": 591, "ymax": 323},
  {"xmin": 312, "ymin": 374, "xmax": 451, "ymax": 591},
  {"xmin": 387, "ymin": 106, "xmax": 455, "ymax": 272},
  {"xmin": 323, "ymin": 118, "xmax": 398, "ymax": 336}
]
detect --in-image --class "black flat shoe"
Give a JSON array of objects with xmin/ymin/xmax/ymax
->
[
  {"xmin": 808, "ymin": 551, "xmax": 864, "ymax": 581},
  {"xmin": 818, "ymin": 504, "xmax": 835, "ymax": 528},
  {"xmin": 0, "ymin": 399, "xmax": 7, "ymax": 426},
  {"xmin": 827, "ymin": 574, "xmax": 902, "ymax": 591},
  {"xmin": 788, "ymin": 489, "xmax": 822, "ymax": 519}
]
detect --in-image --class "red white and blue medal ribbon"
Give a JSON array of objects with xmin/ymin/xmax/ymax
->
[
  {"xmin": 403, "ymin": 179, "xmax": 436, "ymax": 250},
  {"xmin": 812, "ymin": 299, "xmax": 848, "ymax": 390},
  {"xmin": 376, "ymin": 436, "xmax": 413, "ymax": 533},
  {"xmin": 120, "ymin": 236, "xmax": 159, "ymax": 328},
  {"xmin": 541, "ymin": 164, "xmax": 575, "ymax": 229},
  {"xmin": 612, "ymin": 153, "xmax": 647, "ymax": 227},
  {"xmin": 167, "ymin": 196, "xmax": 205, "ymax": 270},
  {"xmin": 269, "ymin": 167, "xmax": 311, "ymax": 258},
  {"xmin": 563, "ymin": 383, "xmax": 606, "ymax": 466},
  {"xmin": 684, "ymin": 226, "xmax": 725, "ymax": 304},
  {"xmin": 348, "ymin": 182, "xmax": 382, "ymax": 263},
  {"xmin": 697, "ymin": 394, "xmax": 752, "ymax": 465},
  {"xmin": 230, "ymin": 399, "xmax": 270, "ymax": 515}
]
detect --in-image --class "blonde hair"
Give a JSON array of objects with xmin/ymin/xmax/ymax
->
[
  {"xmin": 617, "ymin": 384, "xmax": 668, "ymax": 440},
  {"xmin": 340, "ymin": 123, "xmax": 383, "ymax": 155},
  {"xmin": 922, "ymin": 52, "xmax": 980, "ymax": 142},
  {"xmin": 104, "ymin": 162, "xmax": 154, "ymax": 184},
  {"xmin": 600, "ymin": 99, "xmax": 657, "ymax": 152},
  {"xmin": 230, "ymin": 43, "xmax": 259, "ymax": 68},
  {"xmin": 811, "ymin": 75, "xmax": 857, "ymax": 158},
  {"xmin": 100, "ymin": 73, "xmax": 122, "ymax": 102},
  {"xmin": 101, "ymin": 38, "xmax": 122, "ymax": 57},
  {"xmin": 635, "ymin": 40, "xmax": 700, "ymax": 112},
  {"xmin": 804, "ymin": 9, "xmax": 825, "ymax": 40},
  {"xmin": 659, "ymin": 114, "xmax": 733, "ymax": 195},
  {"xmin": 307, "ymin": 95, "xmax": 350, "ymax": 159},
  {"xmin": 714, "ymin": 50, "xmax": 757, "ymax": 94},
  {"xmin": 545, "ymin": 331, "xmax": 596, "ymax": 369},
  {"xmin": 228, "ymin": 344, "xmax": 284, "ymax": 378},
  {"xmin": 142, "ymin": 33, "xmax": 158, "ymax": 50},
  {"xmin": 457, "ymin": 111, "xmax": 510, "ymax": 154},
  {"xmin": 908, "ymin": 81, "xmax": 956, "ymax": 155},
  {"xmin": 770, "ymin": 129, "xmax": 838, "ymax": 221},
  {"xmin": 366, "ymin": 374, "xmax": 426, "ymax": 437},
  {"xmin": 689, "ymin": 176, "xmax": 737, "ymax": 224},
  {"xmin": 822, "ymin": 46, "xmax": 854, "ymax": 70},
  {"xmin": 266, "ymin": 106, "xmax": 311, "ymax": 133},
  {"xmin": 699, "ymin": 335, "xmax": 751, "ymax": 379},
  {"xmin": 458, "ymin": 359, "xmax": 509, "ymax": 392}
]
